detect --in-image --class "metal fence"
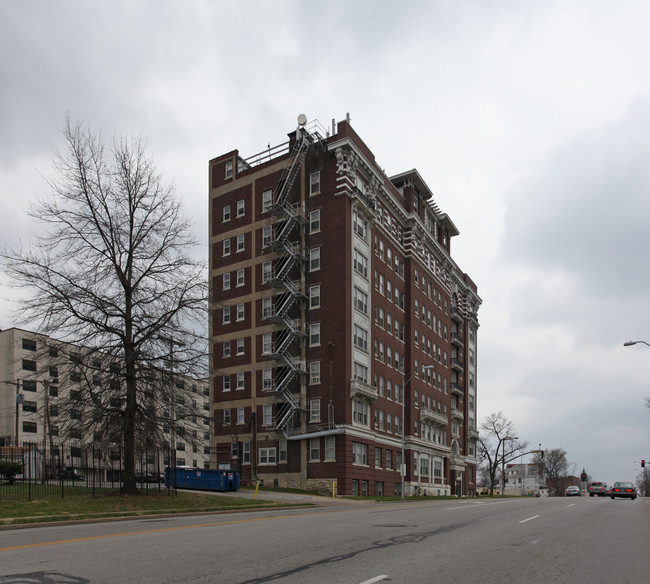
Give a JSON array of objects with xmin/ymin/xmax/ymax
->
[{"xmin": 0, "ymin": 440, "xmax": 174, "ymax": 500}]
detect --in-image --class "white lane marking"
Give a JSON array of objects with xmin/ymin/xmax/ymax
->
[
  {"xmin": 531, "ymin": 538, "xmax": 541, "ymax": 545},
  {"xmin": 518, "ymin": 515, "xmax": 540, "ymax": 524},
  {"xmin": 566, "ymin": 503, "xmax": 576, "ymax": 507},
  {"xmin": 359, "ymin": 576, "xmax": 390, "ymax": 584}
]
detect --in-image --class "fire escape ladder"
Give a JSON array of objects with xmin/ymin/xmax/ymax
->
[{"xmin": 266, "ymin": 126, "xmax": 315, "ymax": 435}]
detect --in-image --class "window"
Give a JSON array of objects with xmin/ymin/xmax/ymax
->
[
  {"xmin": 309, "ymin": 171, "xmax": 320, "ymax": 195},
  {"xmin": 49, "ymin": 385, "xmax": 58, "ymax": 397},
  {"xmin": 354, "ymin": 287, "xmax": 368, "ymax": 314},
  {"xmin": 236, "ymin": 234, "xmax": 245, "ymax": 252},
  {"xmin": 23, "ymin": 421, "xmax": 38, "ymax": 433},
  {"xmin": 259, "ymin": 447, "xmax": 277, "ymax": 464},
  {"xmin": 243, "ymin": 442, "xmax": 251, "ymax": 463},
  {"xmin": 49, "ymin": 405, "xmax": 58, "ymax": 417},
  {"xmin": 352, "ymin": 399, "xmax": 369, "ymax": 426},
  {"xmin": 262, "ymin": 189, "xmax": 273, "ymax": 213},
  {"xmin": 279, "ymin": 439, "xmax": 288, "ymax": 463},
  {"xmin": 236, "ymin": 338, "xmax": 245, "ymax": 355},
  {"xmin": 309, "ymin": 209, "xmax": 321, "ymax": 233},
  {"xmin": 22, "ymin": 400, "xmax": 37, "ymax": 413},
  {"xmin": 236, "ymin": 373, "xmax": 245, "ymax": 390},
  {"xmin": 22, "ymin": 359, "xmax": 37, "ymax": 372},
  {"xmin": 263, "ymin": 404, "xmax": 273, "ymax": 426},
  {"xmin": 352, "ymin": 442, "xmax": 368, "ymax": 465},
  {"xmin": 223, "ymin": 306, "xmax": 231, "ymax": 324},
  {"xmin": 353, "ymin": 324, "xmax": 368, "ymax": 352},
  {"xmin": 237, "ymin": 268, "xmax": 245, "ymax": 287},
  {"xmin": 386, "ymin": 450, "xmax": 392, "ymax": 470},
  {"xmin": 236, "ymin": 303, "xmax": 245, "ymax": 321},
  {"xmin": 262, "ymin": 368, "xmax": 273, "ymax": 390},
  {"xmin": 309, "ymin": 399, "xmax": 321, "ymax": 422},
  {"xmin": 225, "ymin": 160, "xmax": 233, "ymax": 178},
  {"xmin": 375, "ymin": 447, "xmax": 382, "ymax": 468},
  {"xmin": 262, "ymin": 225, "xmax": 273, "ymax": 247},
  {"xmin": 22, "ymin": 380, "xmax": 37, "ymax": 392},
  {"xmin": 309, "ymin": 361, "xmax": 321, "ymax": 384},
  {"xmin": 353, "ymin": 210, "xmax": 368, "ymax": 240},
  {"xmin": 309, "ymin": 438, "xmax": 320, "ymax": 461},
  {"xmin": 22, "ymin": 338, "xmax": 36, "ymax": 351},
  {"xmin": 353, "ymin": 249, "xmax": 368, "ymax": 278},
  {"xmin": 309, "ymin": 323, "xmax": 321, "ymax": 346},
  {"xmin": 223, "ymin": 205, "xmax": 231, "ymax": 222},
  {"xmin": 223, "ymin": 239, "xmax": 231, "ymax": 256},
  {"xmin": 222, "ymin": 341, "xmax": 230, "ymax": 358},
  {"xmin": 222, "ymin": 272, "xmax": 231, "ymax": 290},
  {"xmin": 262, "ymin": 261, "xmax": 273, "ymax": 283},
  {"xmin": 324, "ymin": 436, "xmax": 335, "ymax": 460},
  {"xmin": 262, "ymin": 333, "xmax": 273, "ymax": 355},
  {"xmin": 262, "ymin": 297, "xmax": 273, "ymax": 319},
  {"xmin": 223, "ymin": 375, "xmax": 231, "ymax": 391},
  {"xmin": 353, "ymin": 362, "xmax": 368, "ymax": 384},
  {"xmin": 237, "ymin": 406, "xmax": 245, "ymax": 424},
  {"xmin": 223, "ymin": 408, "xmax": 231, "ymax": 424},
  {"xmin": 310, "ymin": 247, "xmax": 321, "ymax": 271},
  {"xmin": 309, "ymin": 285, "xmax": 321, "ymax": 309}
]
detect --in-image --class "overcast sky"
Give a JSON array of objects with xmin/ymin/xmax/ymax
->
[{"xmin": 2, "ymin": 0, "xmax": 649, "ymax": 486}]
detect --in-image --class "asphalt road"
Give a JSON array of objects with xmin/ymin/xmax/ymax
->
[{"xmin": 1, "ymin": 494, "xmax": 649, "ymax": 583}]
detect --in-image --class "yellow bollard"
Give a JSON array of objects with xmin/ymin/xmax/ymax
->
[
  {"xmin": 254, "ymin": 480, "xmax": 260, "ymax": 500},
  {"xmin": 332, "ymin": 480, "xmax": 336, "ymax": 498}
]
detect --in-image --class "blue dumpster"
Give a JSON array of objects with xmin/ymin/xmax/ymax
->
[{"xmin": 165, "ymin": 467, "xmax": 240, "ymax": 492}]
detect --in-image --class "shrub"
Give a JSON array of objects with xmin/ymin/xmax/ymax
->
[{"xmin": 0, "ymin": 461, "xmax": 23, "ymax": 485}]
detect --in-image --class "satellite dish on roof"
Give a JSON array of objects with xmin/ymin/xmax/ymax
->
[{"xmin": 297, "ymin": 113, "xmax": 308, "ymax": 126}]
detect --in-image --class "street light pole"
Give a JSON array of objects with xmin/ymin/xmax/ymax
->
[{"xmin": 401, "ymin": 364, "xmax": 433, "ymax": 501}]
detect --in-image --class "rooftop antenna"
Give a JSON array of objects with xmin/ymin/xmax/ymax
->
[{"xmin": 297, "ymin": 113, "xmax": 307, "ymax": 127}]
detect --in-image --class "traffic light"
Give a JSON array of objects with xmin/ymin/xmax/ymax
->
[{"xmin": 642, "ymin": 460, "xmax": 646, "ymax": 468}]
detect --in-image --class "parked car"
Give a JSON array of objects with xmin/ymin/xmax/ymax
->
[
  {"xmin": 565, "ymin": 486, "xmax": 581, "ymax": 497},
  {"xmin": 57, "ymin": 469, "xmax": 85, "ymax": 481},
  {"xmin": 588, "ymin": 481, "xmax": 607, "ymax": 497},
  {"xmin": 610, "ymin": 481, "xmax": 637, "ymax": 500}
]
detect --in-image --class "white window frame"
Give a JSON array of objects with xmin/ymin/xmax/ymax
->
[
  {"xmin": 236, "ymin": 268, "xmax": 245, "ymax": 287},
  {"xmin": 225, "ymin": 160, "xmax": 233, "ymax": 179},
  {"xmin": 309, "ymin": 323, "xmax": 321, "ymax": 347},
  {"xmin": 236, "ymin": 234, "xmax": 245, "ymax": 252},
  {"xmin": 309, "ymin": 209, "xmax": 321, "ymax": 233},
  {"xmin": 262, "ymin": 261, "xmax": 273, "ymax": 283},
  {"xmin": 324, "ymin": 436, "xmax": 335, "ymax": 461},
  {"xmin": 223, "ymin": 239, "xmax": 231, "ymax": 256},
  {"xmin": 309, "ymin": 285, "xmax": 321, "ymax": 309},
  {"xmin": 223, "ymin": 204, "xmax": 231, "ymax": 222},
  {"xmin": 309, "ymin": 360, "xmax": 321, "ymax": 384},
  {"xmin": 309, "ymin": 171, "xmax": 321, "ymax": 195},
  {"xmin": 261, "ymin": 189, "xmax": 272, "ymax": 213},
  {"xmin": 352, "ymin": 442, "xmax": 368, "ymax": 466},
  {"xmin": 259, "ymin": 447, "xmax": 277, "ymax": 465},
  {"xmin": 222, "ymin": 273, "xmax": 231, "ymax": 290},
  {"xmin": 263, "ymin": 404, "xmax": 273, "ymax": 426},
  {"xmin": 236, "ymin": 199, "xmax": 245, "ymax": 217},
  {"xmin": 310, "ymin": 247, "xmax": 321, "ymax": 271},
  {"xmin": 309, "ymin": 398, "xmax": 321, "ymax": 422}
]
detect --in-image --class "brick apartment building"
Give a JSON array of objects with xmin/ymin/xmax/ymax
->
[{"xmin": 209, "ymin": 115, "xmax": 481, "ymax": 496}]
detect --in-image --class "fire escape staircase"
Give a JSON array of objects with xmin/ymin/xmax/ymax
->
[{"xmin": 264, "ymin": 128, "xmax": 314, "ymax": 436}]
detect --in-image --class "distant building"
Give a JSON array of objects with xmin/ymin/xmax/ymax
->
[
  {"xmin": 0, "ymin": 327, "xmax": 210, "ymax": 472},
  {"xmin": 208, "ymin": 116, "xmax": 481, "ymax": 496},
  {"xmin": 504, "ymin": 463, "xmax": 545, "ymax": 495}
]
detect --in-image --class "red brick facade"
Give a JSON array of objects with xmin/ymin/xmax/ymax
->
[{"xmin": 209, "ymin": 118, "xmax": 480, "ymax": 496}]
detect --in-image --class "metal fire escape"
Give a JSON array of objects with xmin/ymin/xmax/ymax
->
[{"xmin": 265, "ymin": 126, "xmax": 315, "ymax": 435}]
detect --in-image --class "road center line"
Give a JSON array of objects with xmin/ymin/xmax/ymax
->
[{"xmin": 518, "ymin": 515, "xmax": 540, "ymax": 524}]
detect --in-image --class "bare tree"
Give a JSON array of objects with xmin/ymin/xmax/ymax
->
[
  {"xmin": 477, "ymin": 411, "xmax": 529, "ymax": 496},
  {"xmin": 1, "ymin": 118, "xmax": 207, "ymax": 494},
  {"xmin": 532, "ymin": 448, "xmax": 568, "ymax": 496}
]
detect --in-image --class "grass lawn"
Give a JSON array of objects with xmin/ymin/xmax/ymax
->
[{"xmin": 0, "ymin": 488, "xmax": 294, "ymax": 526}]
